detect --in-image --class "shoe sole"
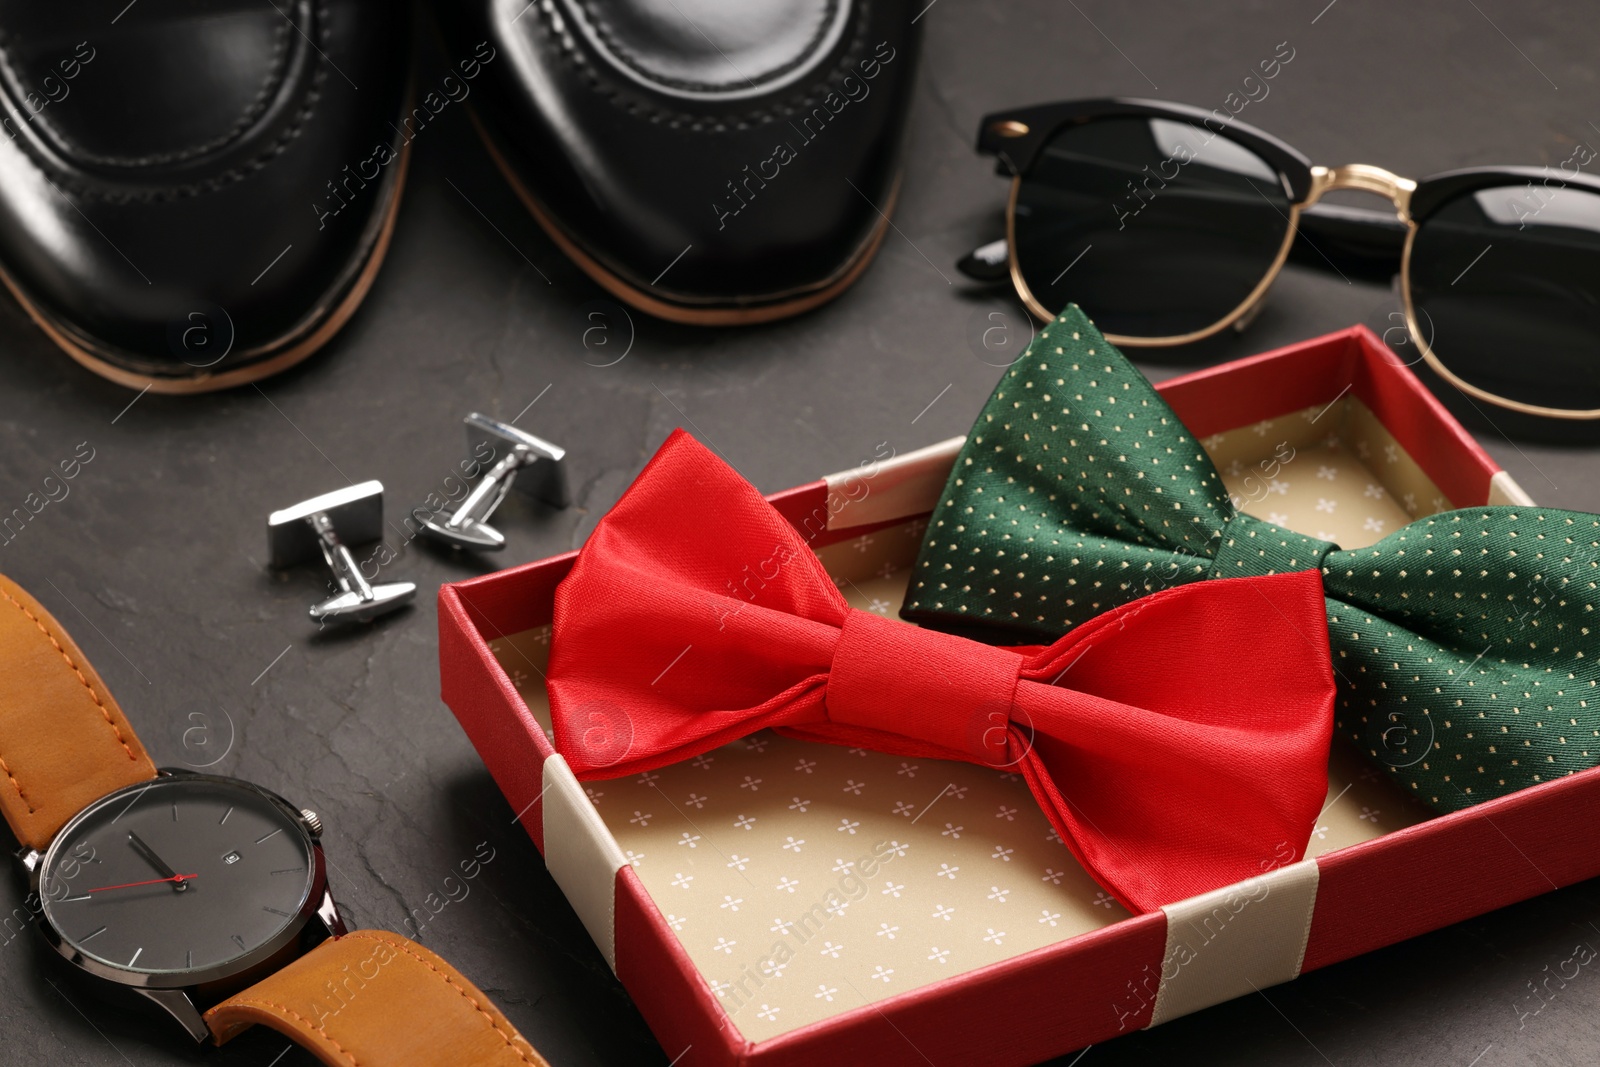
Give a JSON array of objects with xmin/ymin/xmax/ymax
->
[
  {"xmin": 0, "ymin": 140, "xmax": 411, "ymax": 396},
  {"xmin": 471, "ymin": 112, "xmax": 895, "ymax": 326}
]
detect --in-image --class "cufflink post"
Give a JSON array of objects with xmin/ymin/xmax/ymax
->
[
  {"xmin": 418, "ymin": 413, "xmax": 568, "ymax": 552},
  {"xmin": 268, "ymin": 481, "xmax": 415, "ymax": 624}
]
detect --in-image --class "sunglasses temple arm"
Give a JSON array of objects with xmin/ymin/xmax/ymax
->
[
  {"xmin": 956, "ymin": 238, "xmax": 1014, "ymax": 283},
  {"xmin": 1292, "ymin": 202, "xmax": 1408, "ymax": 282}
]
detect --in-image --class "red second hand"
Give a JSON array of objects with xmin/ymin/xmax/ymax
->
[{"xmin": 87, "ymin": 874, "xmax": 198, "ymax": 893}]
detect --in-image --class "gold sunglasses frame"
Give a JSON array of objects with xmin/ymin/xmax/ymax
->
[{"xmin": 1002, "ymin": 138, "xmax": 1600, "ymax": 421}]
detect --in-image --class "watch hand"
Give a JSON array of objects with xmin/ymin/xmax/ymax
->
[
  {"xmin": 87, "ymin": 874, "xmax": 198, "ymax": 893},
  {"xmin": 127, "ymin": 830, "xmax": 188, "ymax": 892}
]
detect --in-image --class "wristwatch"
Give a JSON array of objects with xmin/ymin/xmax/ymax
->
[{"xmin": 0, "ymin": 574, "xmax": 547, "ymax": 1067}]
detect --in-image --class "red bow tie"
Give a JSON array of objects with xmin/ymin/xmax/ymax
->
[{"xmin": 547, "ymin": 430, "xmax": 1335, "ymax": 912}]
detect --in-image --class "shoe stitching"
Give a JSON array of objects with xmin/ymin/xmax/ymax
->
[
  {"xmin": 571, "ymin": 0, "xmax": 839, "ymax": 95},
  {"xmin": 0, "ymin": 13, "xmax": 293, "ymax": 168},
  {"xmin": 23, "ymin": 49, "xmax": 325, "ymax": 203},
  {"xmin": 0, "ymin": 0, "xmax": 331, "ymax": 203},
  {"xmin": 551, "ymin": 0, "xmax": 867, "ymax": 128},
  {"xmin": 534, "ymin": 0, "xmax": 880, "ymax": 133},
  {"xmin": 342, "ymin": 931, "xmax": 542, "ymax": 1066}
]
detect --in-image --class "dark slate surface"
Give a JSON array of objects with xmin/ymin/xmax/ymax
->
[{"xmin": 3, "ymin": 1, "xmax": 1599, "ymax": 1064}]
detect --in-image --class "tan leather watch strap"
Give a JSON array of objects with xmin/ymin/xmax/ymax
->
[
  {"xmin": 205, "ymin": 929, "xmax": 550, "ymax": 1067},
  {"xmin": 0, "ymin": 574, "xmax": 155, "ymax": 850}
]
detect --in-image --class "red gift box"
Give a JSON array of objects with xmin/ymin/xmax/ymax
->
[{"xmin": 439, "ymin": 324, "xmax": 1596, "ymax": 1067}]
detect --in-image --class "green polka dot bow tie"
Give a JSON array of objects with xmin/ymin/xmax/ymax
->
[{"xmin": 903, "ymin": 305, "xmax": 1600, "ymax": 813}]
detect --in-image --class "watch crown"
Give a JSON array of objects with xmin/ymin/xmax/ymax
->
[{"xmin": 299, "ymin": 809, "xmax": 323, "ymax": 837}]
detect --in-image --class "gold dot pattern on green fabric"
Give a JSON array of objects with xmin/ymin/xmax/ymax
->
[
  {"xmin": 902, "ymin": 304, "xmax": 1600, "ymax": 815},
  {"xmin": 1207, "ymin": 511, "xmax": 1335, "ymax": 579}
]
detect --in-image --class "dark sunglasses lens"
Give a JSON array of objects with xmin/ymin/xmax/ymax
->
[
  {"xmin": 1013, "ymin": 116, "xmax": 1292, "ymax": 338},
  {"xmin": 1409, "ymin": 182, "xmax": 1600, "ymax": 412}
]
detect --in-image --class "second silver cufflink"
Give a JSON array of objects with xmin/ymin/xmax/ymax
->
[{"xmin": 417, "ymin": 413, "xmax": 568, "ymax": 551}]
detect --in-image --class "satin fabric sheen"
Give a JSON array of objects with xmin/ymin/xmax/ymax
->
[{"xmin": 546, "ymin": 430, "xmax": 1336, "ymax": 913}]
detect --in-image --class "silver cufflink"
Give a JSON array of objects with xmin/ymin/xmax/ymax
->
[
  {"xmin": 417, "ymin": 413, "xmax": 569, "ymax": 551},
  {"xmin": 268, "ymin": 481, "xmax": 416, "ymax": 624}
]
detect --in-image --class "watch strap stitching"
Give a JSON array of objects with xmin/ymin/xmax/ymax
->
[
  {"xmin": 0, "ymin": 751, "xmax": 32, "ymax": 813},
  {"xmin": 210, "ymin": 996, "xmax": 361, "ymax": 1066},
  {"xmin": 340, "ymin": 931, "xmax": 541, "ymax": 1066},
  {"xmin": 0, "ymin": 585, "xmax": 139, "ymax": 766}
]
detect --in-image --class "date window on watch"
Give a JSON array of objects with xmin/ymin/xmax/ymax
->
[{"xmin": 222, "ymin": 850, "xmax": 242, "ymax": 865}]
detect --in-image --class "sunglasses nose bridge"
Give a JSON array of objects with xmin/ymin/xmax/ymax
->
[{"xmin": 1305, "ymin": 164, "xmax": 1418, "ymax": 219}]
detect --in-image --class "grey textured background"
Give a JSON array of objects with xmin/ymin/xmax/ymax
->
[{"xmin": 3, "ymin": 1, "xmax": 1600, "ymax": 1064}]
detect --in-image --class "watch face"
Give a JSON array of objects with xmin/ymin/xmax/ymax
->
[{"xmin": 37, "ymin": 775, "xmax": 317, "ymax": 978}]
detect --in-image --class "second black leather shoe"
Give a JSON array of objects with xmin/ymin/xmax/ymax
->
[
  {"xmin": 432, "ymin": 0, "xmax": 921, "ymax": 324},
  {"xmin": 0, "ymin": 0, "xmax": 411, "ymax": 392}
]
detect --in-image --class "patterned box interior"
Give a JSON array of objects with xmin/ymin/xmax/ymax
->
[{"xmin": 489, "ymin": 394, "xmax": 1444, "ymax": 1045}]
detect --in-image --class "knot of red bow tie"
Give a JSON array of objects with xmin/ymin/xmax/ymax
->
[{"xmin": 828, "ymin": 610, "xmax": 1024, "ymax": 766}]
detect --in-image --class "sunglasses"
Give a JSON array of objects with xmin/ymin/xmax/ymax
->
[{"xmin": 965, "ymin": 97, "xmax": 1600, "ymax": 419}]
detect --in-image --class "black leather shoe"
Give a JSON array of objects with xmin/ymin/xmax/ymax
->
[
  {"xmin": 431, "ymin": 0, "xmax": 920, "ymax": 324},
  {"xmin": 0, "ymin": 1, "xmax": 411, "ymax": 393}
]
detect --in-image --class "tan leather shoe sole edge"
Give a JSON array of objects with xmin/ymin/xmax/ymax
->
[
  {"xmin": 470, "ymin": 112, "xmax": 896, "ymax": 326},
  {"xmin": 0, "ymin": 141, "xmax": 411, "ymax": 397}
]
